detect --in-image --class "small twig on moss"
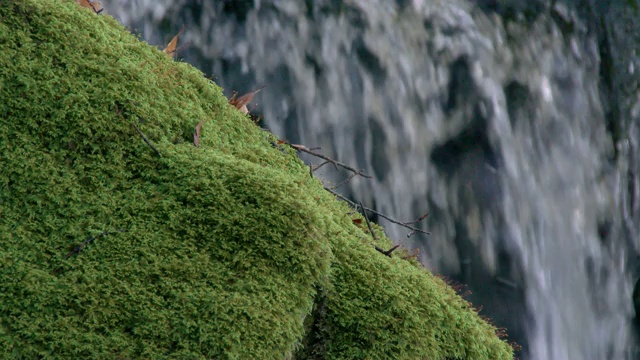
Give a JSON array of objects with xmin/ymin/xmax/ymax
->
[
  {"xmin": 360, "ymin": 202, "xmax": 402, "ymax": 257},
  {"xmin": 373, "ymin": 244, "xmax": 401, "ymax": 257},
  {"xmin": 326, "ymin": 187, "xmax": 430, "ymax": 237},
  {"xmin": 132, "ymin": 123, "xmax": 161, "ymax": 157},
  {"xmin": 88, "ymin": 3, "xmax": 104, "ymax": 14},
  {"xmin": 383, "ymin": 244, "xmax": 401, "ymax": 256},
  {"xmin": 359, "ymin": 202, "xmax": 379, "ymax": 241},
  {"xmin": 65, "ymin": 229, "xmax": 128, "ymax": 259},
  {"xmin": 289, "ymin": 143, "xmax": 371, "ymax": 179}
]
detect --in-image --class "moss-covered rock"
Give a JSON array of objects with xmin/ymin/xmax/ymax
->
[{"xmin": 0, "ymin": 1, "xmax": 514, "ymax": 358}]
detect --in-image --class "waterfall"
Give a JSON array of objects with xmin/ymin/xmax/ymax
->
[{"xmin": 104, "ymin": 0, "xmax": 640, "ymax": 358}]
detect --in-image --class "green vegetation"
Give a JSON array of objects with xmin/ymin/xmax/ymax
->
[{"xmin": 0, "ymin": 0, "xmax": 514, "ymax": 358}]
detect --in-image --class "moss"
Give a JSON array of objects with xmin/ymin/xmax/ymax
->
[{"xmin": 0, "ymin": 0, "xmax": 514, "ymax": 359}]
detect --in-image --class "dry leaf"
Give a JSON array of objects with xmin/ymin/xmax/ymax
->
[
  {"xmin": 415, "ymin": 212, "xmax": 429, "ymax": 222},
  {"xmin": 228, "ymin": 85, "xmax": 266, "ymax": 115},
  {"xmin": 76, "ymin": 0, "xmax": 103, "ymax": 13},
  {"xmin": 352, "ymin": 219, "xmax": 363, "ymax": 224},
  {"xmin": 194, "ymin": 119, "xmax": 206, "ymax": 147},
  {"xmin": 163, "ymin": 25, "xmax": 184, "ymax": 59}
]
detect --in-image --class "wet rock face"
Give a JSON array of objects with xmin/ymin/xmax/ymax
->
[{"xmin": 105, "ymin": 0, "xmax": 640, "ymax": 358}]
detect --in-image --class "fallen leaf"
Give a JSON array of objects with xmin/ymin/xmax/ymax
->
[
  {"xmin": 76, "ymin": 0, "xmax": 103, "ymax": 13},
  {"xmin": 352, "ymin": 219, "xmax": 363, "ymax": 224},
  {"xmin": 194, "ymin": 119, "xmax": 206, "ymax": 147},
  {"xmin": 163, "ymin": 25, "xmax": 185, "ymax": 59},
  {"xmin": 228, "ymin": 85, "xmax": 266, "ymax": 115}
]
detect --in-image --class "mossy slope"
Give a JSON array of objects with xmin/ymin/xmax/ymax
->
[{"xmin": 0, "ymin": 1, "xmax": 513, "ymax": 359}]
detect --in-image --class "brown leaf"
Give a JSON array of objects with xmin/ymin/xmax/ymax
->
[
  {"xmin": 228, "ymin": 85, "xmax": 266, "ymax": 114},
  {"xmin": 163, "ymin": 25, "xmax": 185, "ymax": 59},
  {"xmin": 76, "ymin": 0, "xmax": 103, "ymax": 13},
  {"xmin": 352, "ymin": 219, "xmax": 363, "ymax": 224},
  {"xmin": 414, "ymin": 212, "xmax": 429, "ymax": 223},
  {"xmin": 194, "ymin": 119, "xmax": 206, "ymax": 148}
]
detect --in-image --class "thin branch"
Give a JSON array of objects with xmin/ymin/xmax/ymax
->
[
  {"xmin": 374, "ymin": 245, "xmax": 387, "ymax": 255},
  {"xmin": 326, "ymin": 187, "xmax": 430, "ymax": 237},
  {"xmin": 360, "ymin": 203, "xmax": 407, "ymax": 257},
  {"xmin": 407, "ymin": 212, "xmax": 430, "ymax": 225},
  {"xmin": 359, "ymin": 202, "xmax": 378, "ymax": 241},
  {"xmin": 383, "ymin": 244, "xmax": 401, "ymax": 256},
  {"xmin": 311, "ymin": 160, "xmax": 333, "ymax": 172},
  {"xmin": 374, "ymin": 244, "xmax": 401, "ymax": 257},
  {"xmin": 330, "ymin": 172, "xmax": 359, "ymax": 190},
  {"xmin": 65, "ymin": 229, "xmax": 128, "ymax": 259},
  {"xmin": 174, "ymin": 40, "xmax": 192, "ymax": 57},
  {"xmin": 289, "ymin": 143, "xmax": 371, "ymax": 179},
  {"xmin": 132, "ymin": 123, "xmax": 161, "ymax": 157}
]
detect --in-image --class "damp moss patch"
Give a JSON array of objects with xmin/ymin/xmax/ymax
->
[{"xmin": 0, "ymin": 1, "xmax": 514, "ymax": 359}]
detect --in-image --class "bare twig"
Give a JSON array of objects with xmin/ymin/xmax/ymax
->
[
  {"xmin": 360, "ymin": 203, "xmax": 405, "ymax": 257},
  {"xmin": 326, "ymin": 187, "xmax": 430, "ymax": 236},
  {"xmin": 331, "ymin": 172, "xmax": 359, "ymax": 190},
  {"xmin": 65, "ymin": 229, "xmax": 128, "ymax": 259},
  {"xmin": 289, "ymin": 143, "xmax": 371, "ymax": 179},
  {"xmin": 268, "ymin": 139, "xmax": 429, "ymax": 240},
  {"xmin": 132, "ymin": 123, "xmax": 161, "ymax": 157},
  {"xmin": 373, "ymin": 244, "xmax": 401, "ymax": 257},
  {"xmin": 311, "ymin": 160, "xmax": 333, "ymax": 172},
  {"xmin": 408, "ymin": 212, "xmax": 430, "ymax": 225},
  {"xmin": 383, "ymin": 244, "xmax": 401, "ymax": 256},
  {"xmin": 359, "ymin": 202, "xmax": 378, "ymax": 241},
  {"xmin": 174, "ymin": 40, "xmax": 192, "ymax": 57}
]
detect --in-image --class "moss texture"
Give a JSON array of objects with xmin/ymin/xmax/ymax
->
[{"xmin": 0, "ymin": 1, "xmax": 514, "ymax": 359}]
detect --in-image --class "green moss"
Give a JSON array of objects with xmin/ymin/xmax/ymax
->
[{"xmin": 0, "ymin": 1, "xmax": 514, "ymax": 359}]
